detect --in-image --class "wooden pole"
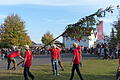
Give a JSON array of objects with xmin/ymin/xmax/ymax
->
[
  {"xmin": 40, "ymin": 31, "xmax": 66, "ymax": 50},
  {"xmin": 10, "ymin": 60, "xmax": 24, "ymax": 70}
]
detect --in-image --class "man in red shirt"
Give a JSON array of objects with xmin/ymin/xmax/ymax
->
[
  {"xmin": 69, "ymin": 43, "xmax": 84, "ymax": 80},
  {"xmin": 49, "ymin": 44, "xmax": 61, "ymax": 76},
  {"xmin": 7, "ymin": 49, "xmax": 24, "ymax": 70},
  {"xmin": 23, "ymin": 45, "xmax": 34, "ymax": 80}
]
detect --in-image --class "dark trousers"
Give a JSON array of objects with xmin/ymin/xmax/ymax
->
[
  {"xmin": 7, "ymin": 58, "xmax": 16, "ymax": 70},
  {"xmin": 58, "ymin": 60, "xmax": 64, "ymax": 71},
  {"xmin": 118, "ymin": 49, "xmax": 120, "ymax": 58},
  {"xmin": 24, "ymin": 67, "xmax": 34, "ymax": 80},
  {"xmin": 116, "ymin": 71, "xmax": 120, "ymax": 80},
  {"xmin": 70, "ymin": 64, "xmax": 83, "ymax": 80}
]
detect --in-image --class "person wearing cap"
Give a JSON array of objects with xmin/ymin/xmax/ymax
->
[
  {"xmin": 23, "ymin": 45, "xmax": 34, "ymax": 80},
  {"xmin": 49, "ymin": 44, "xmax": 61, "ymax": 76},
  {"xmin": 69, "ymin": 43, "xmax": 84, "ymax": 80},
  {"xmin": 7, "ymin": 49, "xmax": 24, "ymax": 70}
]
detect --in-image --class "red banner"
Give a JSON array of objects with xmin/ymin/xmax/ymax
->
[{"xmin": 97, "ymin": 21, "xmax": 104, "ymax": 40}]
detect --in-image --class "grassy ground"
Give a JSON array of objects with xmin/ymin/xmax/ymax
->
[{"xmin": 0, "ymin": 59, "xmax": 118, "ymax": 80}]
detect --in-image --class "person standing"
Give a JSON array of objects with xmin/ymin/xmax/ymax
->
[
  {"xmin": 117, "ymin": 42, "xmax": 120, "ymax": 59},
  {"xmin": 69, "ymin": 43, "xmax": 84, "ymax": 80},
  {"xmin": 49, "ymin": 44, "xmax": 60, "ymax": 76},
  {"xmin": 1, "ymin": 48, "xmax": 5, "ymax": 60},
  {"xmin": 23, "ymin": 45, "xmax": 34, "ymax": 80},
  {"xmin": 57, "ymin": 46, "xmax": 64, "ymax": 71},
  {"xmin": 7, "ymin": 49, "xmax": 24, "ymax": 70}
]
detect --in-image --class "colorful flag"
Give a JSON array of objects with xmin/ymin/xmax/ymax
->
[{"xmin": 97, "ymin": 21, "xmax": 104, "ymax": 40}]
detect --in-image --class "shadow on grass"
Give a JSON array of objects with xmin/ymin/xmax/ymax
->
[
  {"xmin": 0, "ymin": 72, "xmax": 22, "ymax": 75},
  {"xmin": 0, "ymin": 76, "xmax": 23, "ymax": 80},
  {"xmin": 83, "ymin": 74, "xmax": 115, "ymax": 80},
  {"xmin": 0, "ymin": 72, "xmax": 116, "ymax": 80},
  {"xmin": 30, "ymin": 72, "xmax": 116, "ymax": 80}
]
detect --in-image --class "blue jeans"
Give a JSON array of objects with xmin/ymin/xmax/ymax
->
[{"xmin": 51, "ymin": 59, "xmax": 59, "ymax": 75}]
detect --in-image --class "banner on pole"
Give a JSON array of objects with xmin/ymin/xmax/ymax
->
[{"xmin": 97, "ymin": 21, "xmax": 104, "ymax": 40}]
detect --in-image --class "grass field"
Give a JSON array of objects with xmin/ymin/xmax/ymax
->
[{"xmin": 0, "ymin": 59, "xmax": 118, "ymax": 80}]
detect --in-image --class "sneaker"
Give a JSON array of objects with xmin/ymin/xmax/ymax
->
[
  {"xmin": 53, "ymin": 72, "xmax": 56, "ymax": 75},
  {"xmin": 61, "ymin": 68, "xmax": 64, "ymax": 71},
  {"xmin": 56, "ymin": 73, "xmax": 59, "ymax": 76}
]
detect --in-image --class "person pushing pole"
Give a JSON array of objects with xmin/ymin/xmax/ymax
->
[{"xmin": 7, "ymin": 49, "xmax": 24, "ymax": 70}]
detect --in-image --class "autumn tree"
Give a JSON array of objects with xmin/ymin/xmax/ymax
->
[
  {"xmin": 0, "ymin": 14, "xmax": 32, "ymax": 47},
  {"xmin": 41, "ymin": 32, "xmax": 54, "ymax": 45}
]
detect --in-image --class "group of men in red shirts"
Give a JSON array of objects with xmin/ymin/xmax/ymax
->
[
  {"xmin": 7, "ymin": 45, "xmax": 34, "ymax": 80},
  {"xmin": 49, "ymin": 43, "xmax": 84, "ymax": 80},
  {"xmin": 6, "ymin": 42, "xmax": 84, "ymax": 80}
]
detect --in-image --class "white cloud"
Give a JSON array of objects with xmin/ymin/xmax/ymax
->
[
  {"xmin": 0, "ymin": 14, "xmax": 7, "ymax": 19},
  {"xmin": 41, "ymin": 19, "xmax": 73, "ymax": 25},
  {"xmin": 101, "ymin": 18, "xmax": 115, "ymax": 23},
  {"xmin": 0, "ymin": 0, "xmax": 119, "ymax": 6}
]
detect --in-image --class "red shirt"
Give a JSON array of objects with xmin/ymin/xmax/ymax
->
[
  {"xmin": 49, "ymin": 48, "xmax": 61, "ymax": 59},
  {"xmin": 7, "ymin": 51, "xmax": 20, "ymax": 58},
  {"xmin": 73, "ymin": 47, "xmax": 82, "ymax": 64},
  {"xmin": 24, "ymin": 50, "xmax": 33, "ymax": 67}
]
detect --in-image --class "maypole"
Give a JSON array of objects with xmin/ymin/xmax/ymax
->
[
  {"xmin": 40, "ymin": 4, "xmax": 120, "ymax": 49},
  {"xmin": 64, "ymin": 5, "xmax": 120, "ymax": 41}
]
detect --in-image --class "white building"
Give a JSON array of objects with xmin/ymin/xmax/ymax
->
[
  {"xmin": 63, "ymin": 32, "xmax": 95, "ymax": 49},
  {"xmin": 96, "ymin": 35, "xmax": 110, "ymax": 44}
]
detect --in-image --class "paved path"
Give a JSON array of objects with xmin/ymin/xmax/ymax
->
[
  {"xmin": 0, "ymin": 53, "xmax": 97, "ymax": 69},
  {"xmin": 32, "ymin": 53, "xmax": 97, "ymax": 65}
]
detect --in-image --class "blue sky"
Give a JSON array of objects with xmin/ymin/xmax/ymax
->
[{"xmin": 0, "ymin": 0, "xmax": 120, "ymax": 43}]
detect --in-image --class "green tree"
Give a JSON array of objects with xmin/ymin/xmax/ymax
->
[
  {"xmin": 110, "ymin": 28, "xmax": 117, "ymax": 47},
  {"xmin": 41, "ymin": 32, "xmax": 54, "ymax": 45},
  {"xmin": 0, "ymin": 14, "xmax": 32, "ymax": 47},
  {"xmin": 111, "ymin": 17, "xmax": 120, "ymax": 46}
]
